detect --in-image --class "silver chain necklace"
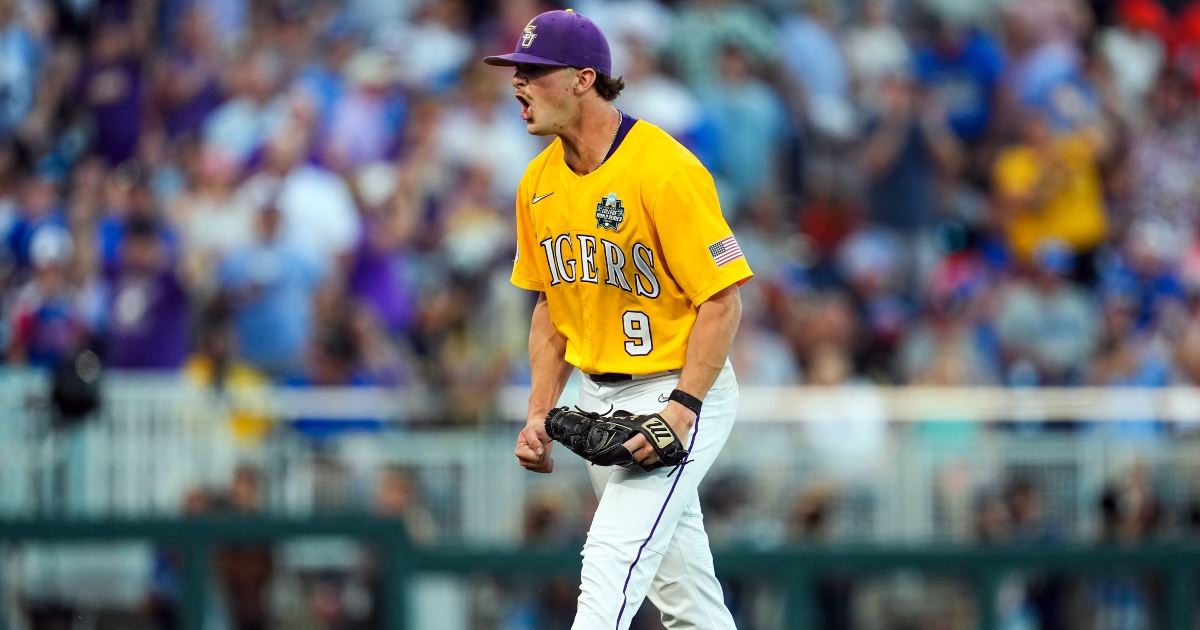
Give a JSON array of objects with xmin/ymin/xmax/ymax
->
[
  {"xmin": 568, "ymin": 110, "xmax": 623, "ymax": 173},
  {"xmin": 597, "ymin": 110, "xmax": 623, "ymax": 168}
]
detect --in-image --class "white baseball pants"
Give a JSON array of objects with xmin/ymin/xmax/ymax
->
[{"xmin": 571, "ymin": 361, "xmax": 739, "ymax": 630}]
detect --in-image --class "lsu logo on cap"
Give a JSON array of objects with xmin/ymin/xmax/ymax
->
[
  {"xmin": 596, "ymin": 193, "xmax": 624, "ymax": 232},
  {"xmin": 521, "ymin": 23, "xmax": 537, "ymax": 48}
]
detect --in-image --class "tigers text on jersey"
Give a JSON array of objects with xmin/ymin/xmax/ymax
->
[{"xmin": 511, "ymin": 119, "xmax": 753, "ymax": 375}]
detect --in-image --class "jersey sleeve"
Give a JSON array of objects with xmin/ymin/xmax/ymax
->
[
  {"xmin": 511, "ymin": 179, "xmax": 545, "ymax": 292},
  {"xmin": 650, "ymin": 166, "xmax": 753, "ymax": 306}
]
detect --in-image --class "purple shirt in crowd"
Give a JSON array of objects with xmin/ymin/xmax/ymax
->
[
  {"xmin": 163, "ymin": 52, "xmax": 223, "ymax": 139},
  {"xmin": 104, "ymin": 269, "xmax": 190, "ymax": 369},
  {"xmin": 348, "ymin": 217, "xmax": 415, "ymax": 333},
  {"xmin": 80, "ymin": 59, "xmax": 144, "ymax": 165}
]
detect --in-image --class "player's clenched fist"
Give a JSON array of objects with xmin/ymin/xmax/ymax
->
[{"xmin": 516, "ymin": 416, "xmax": 554, "ymax": 473}]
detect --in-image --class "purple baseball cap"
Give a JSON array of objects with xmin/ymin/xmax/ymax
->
[{"xmin": 484, "ymin": 9, "xmax": 612, "ymax": 76}]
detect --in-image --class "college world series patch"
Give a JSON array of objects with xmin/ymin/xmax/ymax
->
[
  {"xmin": 708, "ymin": 236, "xmax": 743, "ymax": 267},
  {"xmin": 595, "ymin": 193, "xmax": 624, "ymax": 232}
]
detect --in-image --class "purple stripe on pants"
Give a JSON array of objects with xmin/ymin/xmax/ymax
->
[{"xmin": 613, "ymin": 415, "xmax": 700, "ymax": 629}]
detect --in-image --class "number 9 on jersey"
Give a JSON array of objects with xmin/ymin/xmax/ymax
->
[{"xmin": 622, "ymin": 311, "xmax": 653, "ymax": 356}]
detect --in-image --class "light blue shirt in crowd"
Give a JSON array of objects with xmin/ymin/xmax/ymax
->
[{"xmin": 219, "ymin": 241, "xmax": 322, "ymax": 376}]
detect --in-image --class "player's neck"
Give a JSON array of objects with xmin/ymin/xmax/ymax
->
[{"xmin": 558, "ymin": 104, "xmax": 622, "ymax": 177}]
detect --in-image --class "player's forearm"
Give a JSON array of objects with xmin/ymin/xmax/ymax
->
[
  {"xmin": 676, "ymin": 285, "xmax": 742, "ymax": 401},
  {"xmin": 528, "ymin": 292, "xmax": 573, "ymax": 422}
]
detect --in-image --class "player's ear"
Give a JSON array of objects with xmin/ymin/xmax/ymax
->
[{"xmin": 574, "ymin": 67, "xmax": 597, "ymax": 95}]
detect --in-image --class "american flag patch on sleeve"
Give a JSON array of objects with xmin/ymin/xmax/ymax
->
[{"xmin": 708, "ymin": 236, "xmax": 743, "ymax": 267}]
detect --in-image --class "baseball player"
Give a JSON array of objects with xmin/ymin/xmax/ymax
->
[{"xmin": 485, "ymin": 9, "xmax": 752, "ymax": 630}]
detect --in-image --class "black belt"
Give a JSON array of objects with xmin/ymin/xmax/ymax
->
[
  {"xmin": 587, "ymin": 372, "xmax": 634, "ymax": 383},
  {"xmin": 585, "ymin": 369, "xmax": 681, "ymax": 384}
]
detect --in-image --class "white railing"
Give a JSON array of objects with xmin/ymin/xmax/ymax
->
[
  {"xmin": 500, "ymin": 384, "xmax": 1200, "ymax": 423},
  {"xmin": 3, "ymin": 370, "xmax": 1199, "ymax": 546}
]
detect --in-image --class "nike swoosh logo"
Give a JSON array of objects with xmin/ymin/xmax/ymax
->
[
  {"xmin": 657, "ymin": 394, "xmax": 669, "ymax": 403},
  {"xmin": 532, "ymin": 193, "xmax": 554, "ymax": 204}
]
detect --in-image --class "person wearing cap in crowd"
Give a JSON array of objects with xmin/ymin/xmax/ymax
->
[
  {"xmin": 6, "ymin": 224, "xmax": 90, "ymax": 367},
  {"xmin": 490, "ymin": 9, "xmax": 749, "ymax": 629}
]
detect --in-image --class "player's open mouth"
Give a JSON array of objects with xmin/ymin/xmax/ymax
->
[{"xmin": 516, "ymin": 95, "xmax": 531, "ymax": 121}]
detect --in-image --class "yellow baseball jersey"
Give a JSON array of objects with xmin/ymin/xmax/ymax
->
[{"xmin": 511, "ymin": 119, "xmax": 753, "ymax": 375}]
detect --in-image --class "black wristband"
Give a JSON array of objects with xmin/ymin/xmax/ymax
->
[{"xmin": 668, "ymin": 389, "xmax": 703, "ymax": 416}]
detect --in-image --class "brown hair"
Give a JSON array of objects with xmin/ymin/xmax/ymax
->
[{"xmin": 593, "ymin": 73, "xmax": 625, "ymax": 101}]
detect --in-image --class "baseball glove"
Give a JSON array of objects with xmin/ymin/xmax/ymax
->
[{"xmin": 544, "ymin": 406, "xmax": 690, "ymax": 473}]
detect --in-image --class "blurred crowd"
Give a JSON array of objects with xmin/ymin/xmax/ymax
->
[
  {"xmin": 15, "ymin": 0, "xmax": 1200, "ymax": 625},
  {"xmin": 6, "ymin": 0, "xmax": 1200, "ymax": 418}
]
